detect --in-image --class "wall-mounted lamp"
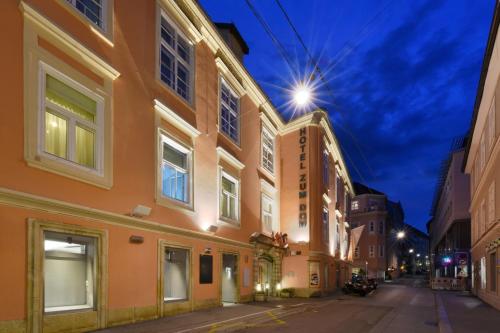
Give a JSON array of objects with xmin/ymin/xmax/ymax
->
[
  {"xmin": 256, "ymin": 283, "xmax": 262, "ymax": 292},
  {"xmin": 131, "ymin": 205, "xmax": 152, "ymax": 218},
  {"xmin": 265, "ymin": 283, "xmax": 270, "ymax": 290},
  {"xmin": 276, "ymin": 283, "xmax": 282, "ymax": 291},
  {"xmin": 203, "ymin": 224, "xmax": 218, "ymax": 234}
]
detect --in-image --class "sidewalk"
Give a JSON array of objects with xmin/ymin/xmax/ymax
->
[{"xmin": 434, "ymin": 291, "xmax": 500, "ymax": 333}]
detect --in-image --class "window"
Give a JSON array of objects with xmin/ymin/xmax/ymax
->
[
  {"xmin": 480, "ymin": 256, "xmax": 486, "ymax": 289},
  {"xmin": 480, "ymin": 199, "xmax": 486, "ymax": 235},
  {"xmin": 262, "ymin": 193, "xmax": 274, "ymax": 234},
  {"xmin": 160, "ymin": 12, "xmax": 193, "ymax": 102},
  {"xmin": 488, "ymin": 182, "xmax": 495, "ymax": 226},
  {"xmin": 322, "ymin": 207, "xmax": 329, "ymax": 244},
  {"xmin": 369, "ymin": 245, "xmax": 375, "ymax": 258},
  {"xmin": 369, "ymin": 221, "xmax": 375, "ymax": 233},
  {"xmin": 351, "ymin": 222, "xmax": 358, "ymax": 228},
  {"xmin": 351, "ymin": 201, "xmax": 359, "ymax": 210},
  {"xmin": 41, "ymin": 66, "xmax": 102, "ymax": 171},
  {"xmin": 335, "ymin": 221, "xmax": 340, "ymax": 251},
  {"xmin": 488, "ymin": 97, "xmax": 496, "ymax": 151},
  {"xmin": 164, "ymin": 247, "xmax": 190, "ymax": 302},
  {"xmin": 354, "ymin": 246, "xmax": 360, "ymax": 258},
  {"xmin": 220, "ymin": 171, "xmax": 239, "ymax": 222},
  {"xmin": 160, "ymin": 135, "xmax": 191, "ymax": 204},
  {"xmin": 323, "ymin": 150, "xmax": 329, "ymax": 187},
  {"xmin": 480, "ymin": 136, "xmax": 485, "ymax": 171},
  {"xmin": 378, "ymin": 221, "xmax": 384, "ymax": 235},
  {"xmin": 44, "ymin": 231, "xmax": 96, "ymax": 312},
  {"xmin": 220, "ymin": 78, "xmax": 240, "ymax": 143},
  {"xmin": 490, "ymin": 252, "xmax": 497, "ymax": 292},
  {"xmin": 379, "ymin": 245, "xmax": 384, "ymax": 257},
  {"xmin": 261, "ymin": 127, "xmax": 274, "ymax": 173},
  {"xmin": 66, "ymin": 0, "xmax": 105, "ymax": 29}
]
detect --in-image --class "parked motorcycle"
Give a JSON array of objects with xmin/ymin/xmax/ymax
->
[{"xmin": 367, "ymin": 278, "xmax": 378, "ymax": 290}]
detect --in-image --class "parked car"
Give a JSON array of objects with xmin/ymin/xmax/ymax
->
[
  {"xmin": 367, "ymin": 278, "xmax": 378, "ymax": 290},
  {"xmin": 342, "ymin": 281, "xmax": 369, "ymax": 297}
]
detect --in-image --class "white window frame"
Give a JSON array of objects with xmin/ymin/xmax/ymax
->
[
  {"xmin": 322, "ymin": 206, "xmax": 329, "ymax": 244},
  {"xmin": 480, "ymin": 256, "xmax": 486, "ymax": 289},
  {"xmin": 39, "ymin": 62, "xmax": 104, "ymax": 176},
  {"xmin": 261, "ymin": 126, "xmax": 275, "ymax": 174},
  {"xmin": 219, "ymin": 170, "xmax": 240, "ymax": 224},
  {"xmin": 261, "ymin": 192, "xmax": 274, "ymax": 234},
  {"xmin": 158, "ymin": 9, "xmax": 194, "ymax": 104},
  {"xmin": 219, "ymin": 77, "xmax": 240, "ymax": 144},
  {"xmin": 159, "ymin": 133, "xmax": 193, "ymax": 206},
  {"xmin": 488, "ymin": 182, "xmax": 495, "ymax": 226},
  {"xmin": 65, "ymin": 0, "xmax": 108, "ymax": 32}
]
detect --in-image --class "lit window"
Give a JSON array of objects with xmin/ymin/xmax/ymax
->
[
  {"xmin": 220, "ymin": 79, "xmax": 240, "ymax": 143},
  {"xmin": 161, "ymin": 135, "xmax": 191, "ymax": 204},
  {"xmin": 44, "ymin": 231, "xmax": 96, "ymax": 312},
  {"xmin": 261, "ymin": 127, "xmax": 274, "ymax": 173},
  {"xmin": 66, "ymin": 0, "xmax": 105, "ymax": 29},
  {"xmin": 323, "ymin": 150, "xmax": 329, "ymax": 186},
  {"xmin": 351, "ymin": 201, "xmax": 359, "ymax": 210},
  {"xmin": 262, "ymin": 193, "xmax": 274, "ymax": 234},
  {"xmin": 42, "ymin": 68, "xmax": 102, "ymax": 170},
  {"xmin": 369, "ymin": 245, "xmax": 375, "ymax": 258},
  {"xmin": 160, "ymin": 12, "xmax": 193, "ymax": 102},
  {"xmin": 480, "ymin": 256, "xmax": 486, "ymax": 289},
  {"xmin": 164, "ymin": 247, "xmax": 189, "ymax": 302},
  {"xmin": 322, "ymin": 207, "xmax": 329, "ymax": 244},
  {"xmin": 220, "ymin": 171, "xmax": 239, "ymax": 222}
]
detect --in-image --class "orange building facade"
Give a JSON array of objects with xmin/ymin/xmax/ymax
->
[{"xmin": 0, "ymin": 1, "xmax": 353, "ymax": 332}]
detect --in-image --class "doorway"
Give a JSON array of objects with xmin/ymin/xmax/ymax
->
[
  {"xmin": 221, "ymin": 253, "xmax": 238, "ymax": 304},
  {"xmin": 258, "ymin": 257, "xmax": 273, "ymax": 295}
]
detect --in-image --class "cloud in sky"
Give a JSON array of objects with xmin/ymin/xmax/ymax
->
[{"xmin": 200, "ymin": 0, "xmax": 495, "ymax": 232}]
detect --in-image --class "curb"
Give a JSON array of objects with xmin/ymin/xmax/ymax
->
[{"xmin": 434, "ymin": 292, "xmax": 453, "ymax": 333}]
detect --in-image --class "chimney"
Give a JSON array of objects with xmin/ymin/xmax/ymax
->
[{"xmin": 215, "ymin": 22, "xmax": 249, "ymax": 62}]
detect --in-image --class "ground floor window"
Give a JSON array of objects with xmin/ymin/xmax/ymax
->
[
  {"xmin": 480, "ymin": 256, "xmax": 486, "ymax": 289},
  {"xmin": 164, "ymin": 247, "xmax": 190, "ymax": 302},
  {"xmin": 44, "ymin": 231, "xmax": 96, "ymax": 312}
]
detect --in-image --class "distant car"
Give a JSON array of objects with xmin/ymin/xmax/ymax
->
[{"xmin": 342, "ymin": 281, "xmax": 368, "ymax": 297}]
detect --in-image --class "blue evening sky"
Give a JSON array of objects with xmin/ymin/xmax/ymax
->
[{"xmin": 199, "ymin": 0, "xmax": 495, "ymax": 232}]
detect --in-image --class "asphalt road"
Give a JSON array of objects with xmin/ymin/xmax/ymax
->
[{"xmin": 96, "ymin": 278, "xmax": 439, "ymax": 333}]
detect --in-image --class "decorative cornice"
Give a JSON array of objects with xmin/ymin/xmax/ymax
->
[
  {"xmin": 159, "ymin": 0, "xmax": 203, "ymax": 43},
  {"xmin": 154, "ymin": 99, "xmax": 201, "ymax": 138},
  {"xmin": 0, "ymin": 187, "xmax": 253, "ymax": 249},
  {"xmin": 19, "ymin": 1, "xmax": 120, "ymax": 80},
  {"xmin": 216, "ymin": 147, "xmax": 245, "ymax": 170}
]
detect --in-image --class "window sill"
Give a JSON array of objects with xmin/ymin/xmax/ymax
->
[
  {"xmin": 45, "ymin": 304, "xmax": 94, "ymax": 314},
  {"xmin": 26, "ymin": 155, "xmax": 112, "ymax": 190},
  {"xmin": 218, "ymin": 217, "xmax": 241, "ymax": 229},
  {"xmin": 156, "ymin": 78, "xmax": 196, "ymax": 113},
  {"xmin": 216, "ymin": 129, "xmax": 242, "ymax": 151},
  {"xmin": 156, "ymin": 195, "xmax": 195, "ymax": 216},
  {"xmin": 55, "ymin": 0, "xmax": 114, "ymax": 46},
  {"xmin": 259, "ymin": 166, "xmax": 275, "ymax": 182}
]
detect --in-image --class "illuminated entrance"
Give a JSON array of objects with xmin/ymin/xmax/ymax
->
[{"xmin": 221, "ymin": 253, "xmax": 238, "ymax": 303}]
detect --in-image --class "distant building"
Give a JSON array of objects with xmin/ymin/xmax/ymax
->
[
  {"xmin": 350, "ymin": 183, "xmax": 406, "ymax": 279},
  {"xmin": 463, "ymin": 1, "xmax": 500, "ymax": 310},
  {"xmin": 428, "ymin": 136, "xmax": 471, "ymax": 285},
  {"xmin": 403, "ymin": 224, "xmax": 430, "ymax": 275}
]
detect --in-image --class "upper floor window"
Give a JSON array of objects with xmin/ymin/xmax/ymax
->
[
  {"xmin": 354, "ymin": 246, "xmax": 360, "ymax": 258},
  {"xmin": 369, "ymin": 221, "xmax": 375, "ymax": 233},
  {"xmin": 351, "ymin": 201, "xmax": 359, "ymax": 211},
  {"xmin": 261, "ymin": 127, "xmax": 274, "ymax": 173},
  {"xmin": 379, "ymin": 245, "xmax": 384, "ymax": 257},
  {"xmin": 262, "ymin": 193, "xmax": 274, "ymax": 234},
  {"xmin": 220, "ymin": 78, "xmax": 240, "ymax": 143},
  {"xmin": 322, "ymin": 150, "xmax": 329, "ymax": 186},
  {"xmin": 369, "ymin": 245, "xmax": 375, "ymax": 258},
  {"xmin": 42, "ymin": 66, "xmax": 102, "ymax": 171},
  {"xmin": 67, "ymin": 0, "xmax": 105, "ymax": 29},
  {"xmin": 322, "ymin": 207, "xmax": 329, "ymax": 244},
  {"xmin": 378, "ymin": 221, "xmax": 384, "ymax": 234},
  {"xmin": 161, "ymin": 135, "xmax": 192, "ymax": 204},
  {"xmin": 220, "ymin": 171, "xmax": 239, "ymax": 223},
  {"xmin": 160, "ymin": 12, "xmax": 193, "ymax": 102}
]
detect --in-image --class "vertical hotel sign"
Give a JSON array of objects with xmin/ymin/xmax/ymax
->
[{"xmin": 299, "ymin": 127, "xmax": 307, "ymax": 227}]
